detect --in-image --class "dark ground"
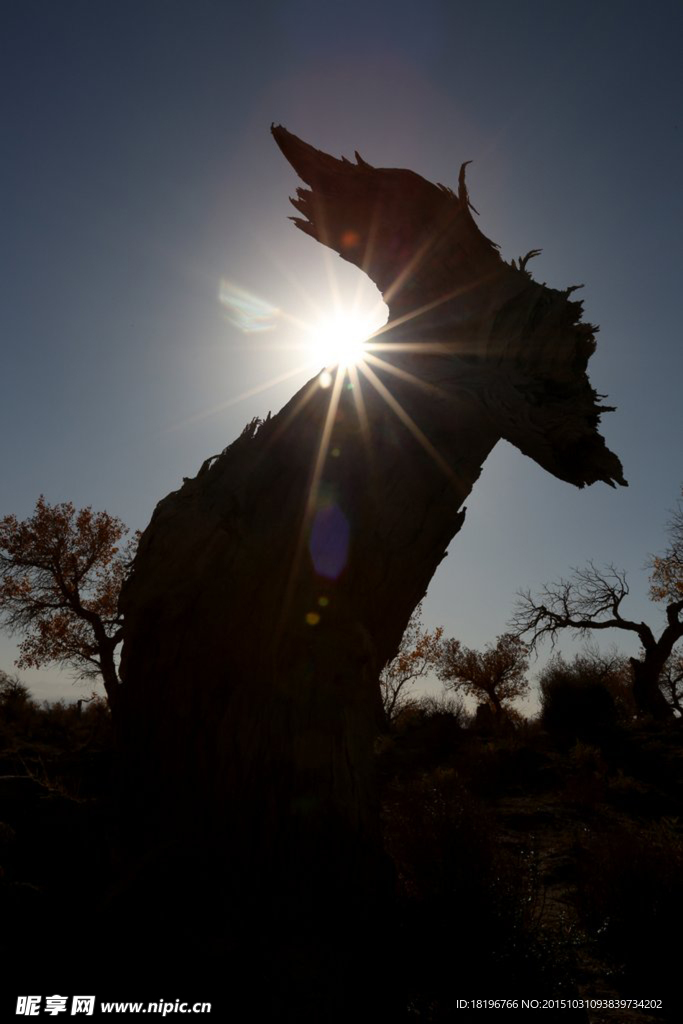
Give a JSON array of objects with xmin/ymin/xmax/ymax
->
[{"xmin": 1, "ymin": 698, "xmax": 681, "ymax": 1021}]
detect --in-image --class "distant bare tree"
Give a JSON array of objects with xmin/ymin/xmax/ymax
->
[{"xmin": 511, "ymin": 554, "xmax": 682, "ymax": 719}]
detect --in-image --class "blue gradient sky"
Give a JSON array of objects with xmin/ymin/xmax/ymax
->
[{"xmin": 3, "ymin": 0, "xmax": 682, "ymax": 705}]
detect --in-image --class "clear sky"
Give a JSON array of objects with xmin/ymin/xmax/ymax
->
[{"xmin": 2, "ymin": 0, "xmax": 682, "ymax": 706}]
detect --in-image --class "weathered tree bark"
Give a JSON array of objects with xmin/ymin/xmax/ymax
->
[{"xmin": 116, "ymin": 128, "xmax": 625, "ymax": 1001}]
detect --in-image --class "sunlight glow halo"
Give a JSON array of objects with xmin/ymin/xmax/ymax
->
[{"xmin": 306, "ymin": 310, "xmax": 377, "ymax": 371}]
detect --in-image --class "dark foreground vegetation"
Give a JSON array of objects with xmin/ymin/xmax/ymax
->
[{"xmin": 1, "ymin": 670, "xmax": 680, "ymax": 1022}]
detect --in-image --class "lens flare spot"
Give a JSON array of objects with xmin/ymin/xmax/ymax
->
[
  {"xmin": 218, "ymin": 280, "xmax": 279, "ymax": 333},
  {"xmin": 309, "ymin": 503, "xmax": 350, "ymax": 580},
  {"xmin": 319, "ymin": 370, "xmax": 333, "ymax": 389},
  {"xmin": 318, "ymin": 596, "xmax": 329, "ymax": 607},
  {"xmin": 341, "ymin": 229, "xmax": 361, "ymax": 249},
  {"xmin": 305, "ymin": 612, "xmax": 321, "ymax": 626}
]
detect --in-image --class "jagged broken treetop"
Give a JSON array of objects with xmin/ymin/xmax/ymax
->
[{"xmin": 272, "ymin": 125, "xmax": 626, "ymax": 490}]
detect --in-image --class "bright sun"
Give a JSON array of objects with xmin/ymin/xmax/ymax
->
[{"xmin": 306, "ymin": 310, "xmax": 376, "ymax": 371}]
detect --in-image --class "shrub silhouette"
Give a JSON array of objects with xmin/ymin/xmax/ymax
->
[
  {"xmin": 539, "ymin": 653, "xmax": 618, "ymax": 742},
  {"xmin": 0, "ymin": 670, "xmax": 38, "ymax": 737}
]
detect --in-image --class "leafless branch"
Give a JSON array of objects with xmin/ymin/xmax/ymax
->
[{"xmin": 510, "ymin": 562, "xmax": 653, "ymax": 653}]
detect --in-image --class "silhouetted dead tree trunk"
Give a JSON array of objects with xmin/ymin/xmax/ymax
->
[
  {"xmin": 629, "ymin": 614, "xmax": 683, "ymax": 718},
  {"xmin": 117, "ymin": 128, "xmax": 624, "ymax": 992}
]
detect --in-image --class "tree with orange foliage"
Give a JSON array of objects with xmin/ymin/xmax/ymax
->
[
  {"xmin": 0, "ymin": 496, "xmax": 137, "ymax": 713},
  {"xmin": 379, "ymin": 604, "xmax": 443, "ymax": 723},
  {"xmin": 438, "ymin": 633, "xmax": 529, "ymax": 717},
  {"xmin": 649, "ymin": 487, "xmax": 683, "ymax": 604}
]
